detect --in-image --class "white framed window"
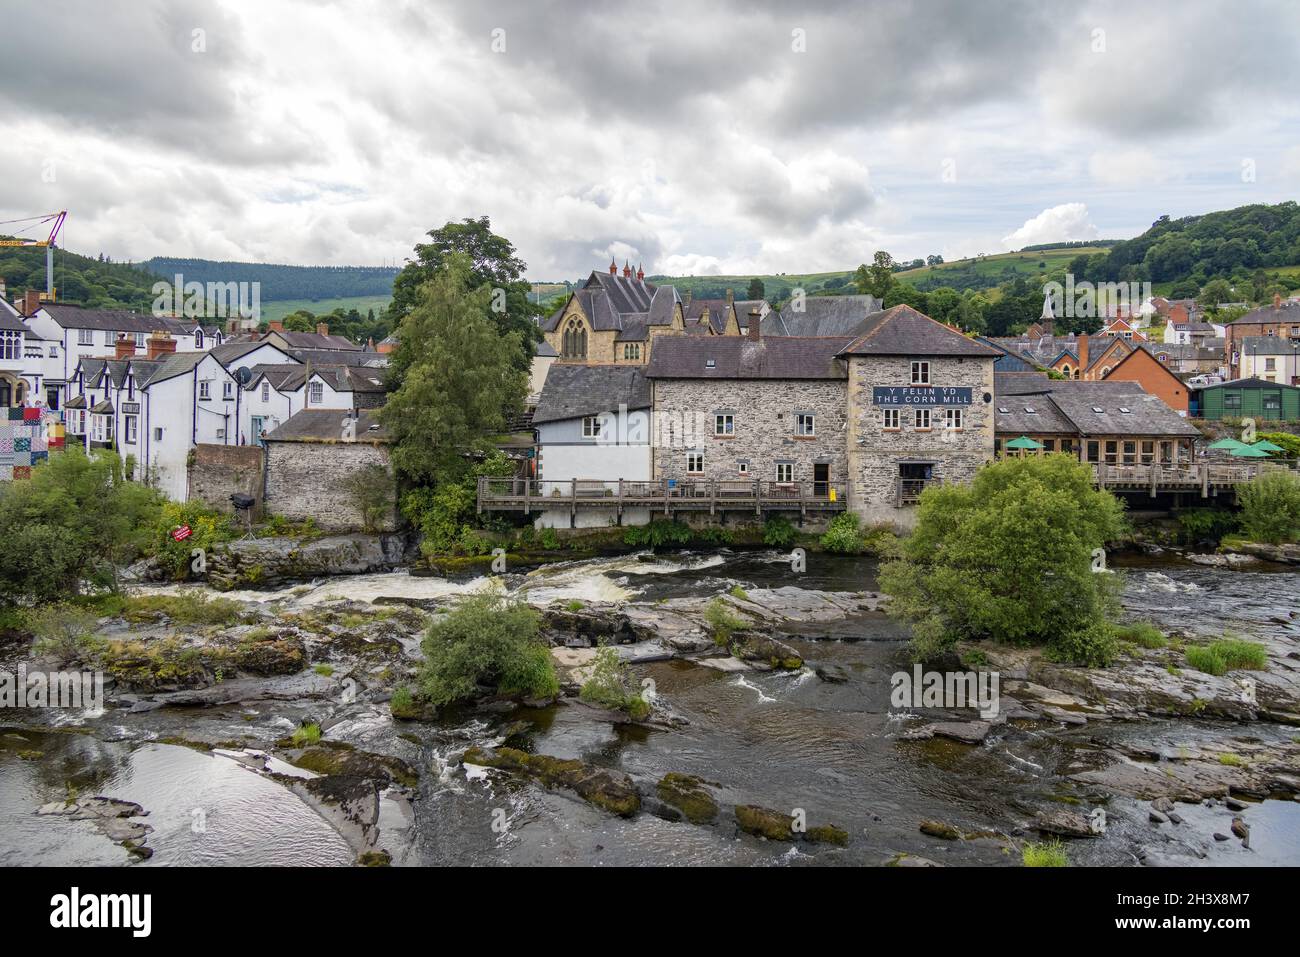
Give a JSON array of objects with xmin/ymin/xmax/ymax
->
[
  {"xmin": 945, "ymin": 408, "xmax": 964, "ymax": 431},
  {"xmin": 795, "ymin": 413, "xmax": 815, "ymax": 436},
  {"xmin": 776, "ymin": 462, "xmax": 794, "ymax": 483},
  {"xmin": 103, "ymin": 331, "xmax": 115, "ymax": 346},
  {"xmin": 915, "ymin": 408, "xmax": 931, "ymax": 430},
  {"xmin": 883, "ymin": 408, "xmax": 901, "ymax": 430},
  {"xmin": 910, "ymin": 360, "xmax": 930, "ymax": 385},
  {"xmin": 153, "ymin": 427, "xmax": 164, "ymax": 441},
  {"xmin": 582, "ymin": 415, "xmax": 600, "ymax": 438},
  {"xmin": 261, "ymin": 381, "xmax": 270, "ymax": 402},
  {"xmin": 199, "ymin": 380, "xmax": 211, "ymax": 400},
  {"xmin": 123, "ymin": 415, "xmax": 137, "ymax": 444},
  {"xmin": 195, "ymin": 332, "xmax": 204, "ymax": 349},
  {"xmin": 223, "ymin": 381, "xmax": 234, "ymax": 400},
  {"xmin": 215, "ymin": 428, "xmax": 225, "ymax": 440},
  {"xmin": 308, "ymin": 381, "xmax": 324, "ymax": 405},
  {"xmin": 714, "ymin": 413, "xmax": 734, "ymax": 436},
  {"xmin": 134, "ymin": 332, "xmax": 146, "ymax": 348},
  {"xmin": 77, "ymin": 329, "xmax": 93, "ymax": 346},
  {"xmin": 737, "ymin": 461, "xmax": 749, "ymax": 475},
  {"xmin": 687, "ymin": 451, "xmax": 704, "ymax": 474}
]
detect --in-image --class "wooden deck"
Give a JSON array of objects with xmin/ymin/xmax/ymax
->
[
  {"xmin": 1091, "ymin": 461, "xmax": 1276, "ymax": 496},
  {"xmin": 477, "ymin": 477, "xmax": 850, "ymax": 518}
]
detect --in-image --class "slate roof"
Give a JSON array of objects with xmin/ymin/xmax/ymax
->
[
  {"xmin": 535, "ymin": 340, "xmax": 558, "ymax": 357},
  {"xmin": 0, "ymin": 308, "xmax": 28, "ymax": 332},
  {"xmin": 42, "ymin": 303, "xmax": 221, "ymax": 335},
  {"xmin": 838, "ymin": 305, "xmax": 1000, "ymax": 358},
  {"xmin": 266, "ymin": 329, "xmax": 362, "ymax": 351},
  {"xmin": 684, "ymin": 299, "xmax": 732, "ymax": 334},
  {"xmin": 248, "ymin": 363, "xmax": 386, "ymax": 395},
  {"xmin": 540, "ymin": 271, "xmax": 681, "ymax": 335},
  {"xmin": 645, "ymin": 335, "xmax": 852, "ymax": 380},
  {"xmin": 1238, "ymin": 335, "xmax": 1300, "ymax": 354},
  {"xmin": 992, "ymin": 376, "xmax": 1199, "ymax": 438},
  {"xmin": 764, "ymin": 294, "xmax": 882, "ymax": 336},
  {"xmin": 263, "ymin": 408, "xmax": 390, "ymax": 443},
  {"xmin": 532, "ymin": 364, "xmax": 651, "ymax": 424},
  {"xmin": 288, "ymin": 348, "xmax": 387, "ymax": 368},
  {"xmin": 138, "ymin": 351, "xmax": 210, "ymax": 387},
  {"xmin": 1195, "ymin": 377, "xmax": 1300, "ymax": 392},
  {"xmin": 1231, "ymin": 301, "xmax": 1300, "ymax": 325}
]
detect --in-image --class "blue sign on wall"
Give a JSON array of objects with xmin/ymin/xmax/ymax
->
[{"xmin": 872, "ymin": 386, "xmax": 973, "ymax": 406}]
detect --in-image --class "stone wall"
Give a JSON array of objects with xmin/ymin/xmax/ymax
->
[
  {"xmin": 187, "ymin": 444, "xmax": 265, "ymax": 513},
  {"xmin": 263, "ymin": 440, "xmax": 396, "ymax": 531},
  {"xmin": 846, "ymin": 354, "xmax": 996, "ymax": 525},
  {"xmin": 651, "ymin": 377, "xmax": 849, "ymax": 485}
]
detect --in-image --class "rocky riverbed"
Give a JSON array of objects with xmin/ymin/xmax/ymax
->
[{"xmin": 3, "ymin": 548, "xmax": 1298, "ymax": 867}]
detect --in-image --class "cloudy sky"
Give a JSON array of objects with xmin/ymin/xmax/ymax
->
[{"xmin": 3, "ymin": 0, "xmax": 1299, "ymax": 281}]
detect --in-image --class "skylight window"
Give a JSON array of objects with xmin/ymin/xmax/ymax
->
[
  {"xmin": 1024, "ymin": 406, "xmax": 1036, "ymax": 413},
  {"xmin": 997, "ymin": 406, "xmax": 1009, "ymax": 414},
  {"xmin": 1119, "ymin": 407, "xmax": 1132, "ymax": 414},
  {"xmin": 1092, "ymin": 406, "xmax": 1104, "ymax": 413},
  {"xmin": 705, "ymin": 359, "xmax": 716, "ymax": 368}
]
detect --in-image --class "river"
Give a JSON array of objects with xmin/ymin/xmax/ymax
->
[{"xmin": 2, "ymin": 549, "xmax": 1298, "ymax": 866}]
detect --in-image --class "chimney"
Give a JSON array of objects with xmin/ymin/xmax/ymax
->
[
  {"xmin": 115, "ymin": 334, "xmax": 136, "ymax": 359},
  {"xmin": 146, "ymin": 331, "xmax": 177, "ymax": 361},
  {"xmin": 1078, "ymin": 334, "xmax": 1089, "ymax": 377},
  {"xmin": 748, "ymin": 309, "xmax": 761, "ymax": 341},
  {"xmin": 683, "ymin": 288, "xmax": 693, "ymax": 308},
  {"xmin": 22, "ymin": 289, "xmax": 40, "ymax": 317},
  {"xmin": 609, "ymin": 257, "xmax": 617, "ymax": 275},
  {"xmin": 316, "ymin": 322, "xmax": 329, "ymax": 337},
  {"xmin": 1274, "ymin": 292, "xmax": 1282, "ymax": 310},
  {"xmin": 725, "ymin": 288, "xmax": 734, "ymax": 305},
  {"xmin": 622, "ymin": 260, "xmax": 632, "ymax": 278},
  {"xmin": 268, "ymin": 319, "xmax": 284, "ymax": 333},
  {"xmin": 226, "ymin": 318, "xmax": 240, "ymax": 335},
  {"xmin": 636, "ymin": 262, "xmax": 644, "ymax": 281}
]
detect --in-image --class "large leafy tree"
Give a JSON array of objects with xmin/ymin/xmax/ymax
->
[
  {"xmin": 380, "ymin": 254, "xmax": 527, "ymax": 484},
  {"xmin": 386, "ymin": 217, "xmax": 540, "ymax": 379},
  {"xmin": 879, "ymin": 455, "xmax": 1128, "ymax": 666}
]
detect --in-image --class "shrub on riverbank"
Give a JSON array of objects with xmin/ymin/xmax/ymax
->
[
  {"xmin": 762, "ymin": 516, "xmax": 795, "ymax": 547},
  {"xmin": 1186, "ymin": 637, "xmax": 1268, "ymax": 675},
  {"xmin": 704, "ymin": 598, "xmax": 746, "ymax": 646},
  {"xmin": 1235, "ymin": 470, "xmax": 1300, "ymax": 544},
  {"xmin": 0, "ymin": 449, "xmax": 162, "ymax": 603},
  {"xmin": 879, "ymin": 455, "xmax": 1128, "ymax": 666},
  {"xmin": 418, "ymin": 589, "xmax": 557, "ymax": 706},
  {"xmin": 1175, "ymin": 508, "xmax": 1240, "ymax": 546},
  {"xmin": 150, "ymin": 500, "xmax": 235, "ymax": 580},
  {"xmin": 623, "ymin": 519, "xmax": 692, "ymax": 549},
  {"xmin": 120, "ymin": 592, "xmax": 243, "ymax": 627},
  {"xmin": 580, "ymin": 645, "xmax": 650, "ymax": 719},
  {"xmin": 25, "ymin": 603, "xmax": 101, "ymax": 664},
  {"xmin": 820, "ymin": 512, "xmax": 863, "ymax": 553},
  {"xmin": 1022, "ymin": 840, "xmax": 1069, "ymax": 867}
]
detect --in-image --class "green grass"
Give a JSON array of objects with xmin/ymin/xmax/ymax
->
[
  {"xmin": 258, "ymin": 295, "xmax": 392, "ymax": 324},
  {"xmin": 1218, "ymin": 753, "xmax": 1245, "ymax": 767},
  {"xmin": 895, "ymin": 247, "xmax": 1113, "ymax": 285},
  {"xmin": 704, "ymin": 598, "xmax": 747, "ymax": 646},
  {"xmin": 122, "ymin": 592, "xmax": 242, "ymax": 627},
  {"xmin": 290, "ymin": 723, "xmax": 322, "ymax": 747},
  {"xmin": 1186, "ymin": 638, "xmax": 1268, "ymax": 676},
  {"xmin": 729, "ymin": 585, "xmax": 750, "ymax": 602},
  {"xmin": 1023, "ymin": 840, "xmax": 1069, "ymax": 867},
  {"xmin": 1114, "ymin": 621, "xmax": 1166, "ymax": 650},
  {"xmin": 313, "ymin": 664, "xmax": 335, "ymax": 677}
]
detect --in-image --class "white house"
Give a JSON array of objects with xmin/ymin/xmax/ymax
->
[
  {"xmin": 531, "ymin": 363, "xmax": 652, "ymax": 528},
  {"xmin": 241, "ymin": 362, "xmax": 383, "ymax": 444},
  {"xmin": 1163, "ymin": 317, "xmax": 1226, "ymax": 345}
]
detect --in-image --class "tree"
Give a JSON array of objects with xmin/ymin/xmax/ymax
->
[
  {"xmin": 0, "ymin": 449, "xmax": 163, "ymax": 603},
  {"xmin": 1236, "ymin": 471, "xmax": 1300, "ymax": 544},
  {"xmin": 883, "ymin": 282, "xmax": 928, "ymax": 313},
  {"xmin": 380, "ymin": 254, "xmax": 528, "ymax": 484},
  {"xmin": 341, "ymin": 463, "xmax": 395, "ymax": 532},
  {"xmin": 924, "ymin": 286, "xmax": 961, "ymax": 325},
  {"xmin": 878, "ymin": 456, "xmax": 1128, "ymax": 666},
  {"xmin": 1197, "ymin": 278, "xmax": 1234, "ymax": 310},
  {"xmin": 386, "ymin": 217, "xmax": 540, "ymax": 378},
  {"xmin": 864, "ymin": 250, "xmax": 897, "ymax": 299}
]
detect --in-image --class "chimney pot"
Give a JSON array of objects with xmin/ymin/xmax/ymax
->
[
  {"xmin": 636, "ymin": 262, "xmax": 644, "ymax": 281},
  {"xmin": 268, "ymin": 320, "xmax": 284, "ymax": 333},
  {"xmin": 316, "ymin": 322, "xmax": 329, "ymax": 337},
  {"xmin": 1274, "ymin": 292, "xmax": 1282, "ymax": 309},
  {"xmin": 146, "ymin": 331, "xmax": 177, "ymax": 361},
  {"xmin": 115, "ymin": 334, "xmax": 137, "ymax": 359},
  {"xmin": 609, "ymin": 257, "xmax": 618, "ymax": 275},
  {"xmin": 622, "ymin": 261, "xmax": 632, "ymax": 278}
]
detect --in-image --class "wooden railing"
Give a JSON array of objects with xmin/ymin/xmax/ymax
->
[
  {"xmin": 477, "ymin": 477, "xmax": 849, "ymax": 515},
  {"xmin": 1091, "ymin": 460, "xmax": 1278, "ymax": 495}
]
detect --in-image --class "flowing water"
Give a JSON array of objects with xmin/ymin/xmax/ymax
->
[{"xmin": 2, "ymin": 549, "xmax": 1298, "ymax": 866}]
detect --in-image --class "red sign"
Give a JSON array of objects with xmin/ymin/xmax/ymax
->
[{"xmin": 171, "ymin": 525, "xmax": 193, "ymax": 542}]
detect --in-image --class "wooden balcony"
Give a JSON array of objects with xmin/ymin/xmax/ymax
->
[
  {"xmin": 1091, "ymin": 460, "xmax": 1278, "ymax": 496},
  {"xmin": 477, "ymin": 477, "xmax": 849, "ymax": 518}
]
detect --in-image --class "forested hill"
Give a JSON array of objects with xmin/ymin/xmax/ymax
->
[
  {"xmin": 0, "ymin": 244, "xmax": 162, "ymax": 311},
  {"xmin": 143, "ymin": 258, "xmax": 399, "ymax": 301}
]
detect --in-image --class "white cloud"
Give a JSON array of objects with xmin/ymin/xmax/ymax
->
[
  {"xmin": 1002, "ymin": 203, "xmax": 1099, "ymax": 250},
  {"xmin": 1088, "ymin": 148, "xmax": 1169, "ymax": 187}
]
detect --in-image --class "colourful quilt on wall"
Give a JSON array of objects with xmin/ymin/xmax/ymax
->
[{"xmin": 0, "ymin": 410, "xmax": 55, "ymax": 481}]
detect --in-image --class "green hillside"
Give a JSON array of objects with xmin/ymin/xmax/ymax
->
[
  {"xmin": 0, "ymin": 245, "xmax": 161, "ymax": 310},
  {"xmin": 259, "ymin": 295, "xmax": 392, "ymax": 325},
  {"xmin": 895, "ymin": 246, "xmax": 1114, "ymax": 289}
]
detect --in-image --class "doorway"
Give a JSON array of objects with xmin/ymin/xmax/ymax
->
[{"xmin": 813, "ymin": 463, "xmax": 829, "ymax": 497}]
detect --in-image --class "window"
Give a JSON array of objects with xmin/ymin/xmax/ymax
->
[
  {"xmin": 49, "ymin": 345, "xmax": 58, "ymax": 357},
  {"xmin": 77, "ymin": 329, "xmax": 93, "ymax": 346},
  {"xmin": 153, "ymin": 427, "xmax": 164, "ymax": 441},
  {"xmin": 215, "ymin": 428, "xmax": 225, "ymax": 440},
  {"xmin": 561, "ymin": 318, "xmax": 587, "ymax": 359},
  {"xmin": 195, "ymin": 332, "xmax": 204, "ymax": 349},
  {"xmin": 1265, "ymin": 358, "xmax": 1277, "ymax": 371},
  {"xmin": 1224, "ymin": 392, "xmax": 1242, "ymax": 410},
  {"xmin": 134, "ymin": 332, "xmax": 146, "ymax": 348},
  {"xmin": 0, "ymin": 330, "xmax": 20, "ymax": 359},
  {"xmin": 737, "ymin": 461, "xmax": 749, "ymax": 475},
  {"xmin": 910, "ymin": 360, "xmax": 931, "ymax": 385},
  {"xmin": 914, "ymin": 408, "xmax": 931, "ymax": 430},
  {"xmin": 1043, "ymin": 439, "xmax": 1055, "ymax": 452},
  {"xmin": 1123, "ymin": 441, "xmax": 1137, "ymax": 465},
  {"xmin": 582, "ymin": 415, "xmax": 600, "ymax": 438},
  {"xmin": 123, "ymin": 415, "xmax": 137, "ymax": 444},
  {"xmin": 883, "ymin": 408, "xmax": 901, "ymax": 430},
  {"xmin": 261, "ymin": 381, "xmax": 270, "ymax": 402},
  {"xmin": 714, "ymin": 414, "xmax": 734, "ymax": 436},
  {"xmin": 308, "ymin": 381, "xmax": 324, "ymax": 405},
  {"xmin": 687, "ymin": 452, "xmax": 704, "ymax": 474},
  {"xmin": 945, "ymin": 408, "xmax": 964, "ymax": 431},
  {"xmin": 796, "ymin": 413, "xmax": 815, "ymax": 436},
  {"xmin": 1263, "ymin": 392, "xmax": 1282, "ymax": 415},
  {"xmin": 1104, "ymin": 440, "xmax": 1118, "ymax": 464},
  {"xmin": 1141, "ymin": 440, "xmax": 1155, "ymax": 464},
  {"xmin": 222, "ymin": 381, "xmax": 233, "ymax": 400},
  {"xmin": 776, "ymin": 463, "xmax": 794, "ymax": 483},
  {"xmin": 103, "ymin": 331, "xmax": 115, "ymax": 346},
  {"xmin": 623, "ymin": 343, "xmax": 640, "ymax": 361},
  {"xmin": 198, "ymin": 380, "xmax": 211, "ymax": 400}
]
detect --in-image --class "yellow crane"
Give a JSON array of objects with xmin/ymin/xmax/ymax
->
[{"xmin": 0, "ymin": 210, "xmax": 68, "ymax": 299}]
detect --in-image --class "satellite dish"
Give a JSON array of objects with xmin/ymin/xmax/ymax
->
[{"xmin": 234, "ymin": 366, "xmax": 253, "ymax": 385}]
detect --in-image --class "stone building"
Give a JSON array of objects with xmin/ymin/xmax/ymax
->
[
  {"xmin": 839, "ymin": 306, "xmax": 999, "ymax": 521},
  {"xmin": 262, "ymin": 409, "xmax": 395, "ymax": 531}
]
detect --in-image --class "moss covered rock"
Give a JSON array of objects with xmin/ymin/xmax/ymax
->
[
  {"xmin": 463, "ymin": 746, "xmax": 640, "ymax": 817},
  {"xmin": 805, "ymin": 823, "xmax": 850, "ymax": 846},
  {"xmin": 656, "ymin": 773, "xmax": 719, "ymax": 824},
  {"xmin": 735, "ymin": 804, "xmax": 795, "ymax": 841}
]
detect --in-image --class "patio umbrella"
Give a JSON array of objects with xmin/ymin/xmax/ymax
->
[
  {"xmin": 1207, "ymin": 437, "xmax": 1250, "ymax": 451},
  {"xmin": 1005, "ymin": 435, "xmax": 1044, "ymax": 450},
  {"xmin": 1250, "ymin": 439, "xmax": 1286, "ymax": 454},
  {"xmin": 1229, "ymin": 444, "xmax": 1270, "ymax": 457}
]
